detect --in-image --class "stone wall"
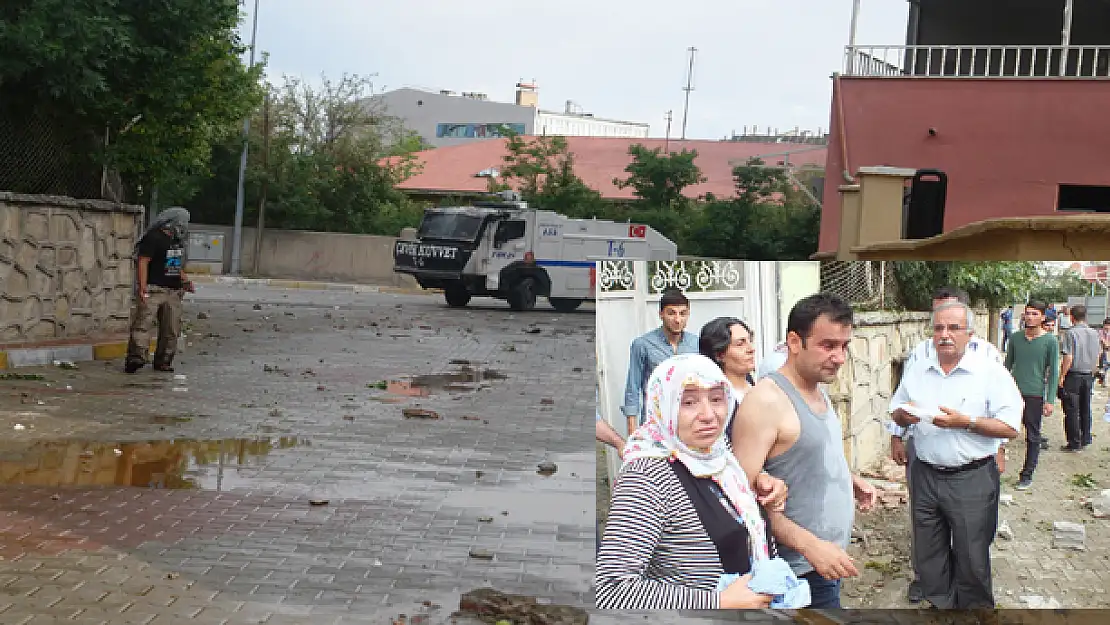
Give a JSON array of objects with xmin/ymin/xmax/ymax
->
[
  {"xmin": 830, "ymin": 309, "xmax": 991, "ymax": 472},
  {"xmin": 0, "ymin": 192, "xmax": 143, "ymax": 343},
  {"xmin": 190, "ymin": 223, "xmax": 418, "ymax": 288}
]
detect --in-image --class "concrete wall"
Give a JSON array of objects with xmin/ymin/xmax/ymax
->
[
  {"xmin": 0, "ymin": 193, "xmax": 142, "ymax": 343},
  {"xmin": 372, "ymin": 88, "xmax": 536, "ymax": 148},
  {"xmin": 829, "ymin": 309, "xmax": 990, "ymax": 472},
  {"xmin": 190, "ymin": 224, "xmax": 417, "ymax": 288},
  {"xmin": 819, "ymin": 77, "xmax": 1110, "ymax": 253}
]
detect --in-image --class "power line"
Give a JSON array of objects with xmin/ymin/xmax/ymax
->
[{"xmin": 680, "ymin": 46, "xmax": 696, "ymax": 140}]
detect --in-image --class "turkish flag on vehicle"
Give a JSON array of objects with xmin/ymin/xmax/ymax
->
[{"xmin": 629, "ymin": 224, "xmax": 646, "ymax": 238}]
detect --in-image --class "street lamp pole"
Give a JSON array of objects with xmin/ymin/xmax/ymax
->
[{"xmin": 231, "ymin": 0, "xmax": 260, "ymax": 275}]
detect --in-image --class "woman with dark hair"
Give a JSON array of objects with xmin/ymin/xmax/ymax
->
[{"xmin": 699, "ymin": 317, "xmax": 758, "ymax": 448}]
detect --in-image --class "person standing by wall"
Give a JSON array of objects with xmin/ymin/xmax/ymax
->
[
  {"xmin": 1058, "ymin": 304, "xmax": 1101, "ymax": 451},
  {"xmin": 125, "ymin": 207, "xmax": 195, "ymax": 374},
  {"xmin": 888, "ymin": 286, "xmax": 1005, "ymax": 604},
  {"xmin": 1097, "ymin": 317, "xmax": 1110, "ymax": 387},
  {"xmin": 1001, "ymin": 307, "xmax": 1013, "ymax": 352},
  {"xmin": 890, "ymin": 300, "xmax": 1022, "ymax": 609},
  {"xmin": 620, "ymin": 288, "xmax": 699, "ymax": 436},
  {"xmin": 1003, "ymin": 301, "xmax": 1059, "ymax": 491}
]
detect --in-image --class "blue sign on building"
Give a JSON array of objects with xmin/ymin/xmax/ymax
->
[{"xmin": 436, "ymin": 123, "xmax": 526, "ymax": 139}]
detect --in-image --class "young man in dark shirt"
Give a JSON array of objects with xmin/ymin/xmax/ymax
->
[{"xmin": 125, "ymin": 207, "xmax": 195, "ymax": 374}]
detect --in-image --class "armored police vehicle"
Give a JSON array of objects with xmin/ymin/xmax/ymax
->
[{"xmin": 393, "ymin": 192, "xmax": 676, "ymax": 311}]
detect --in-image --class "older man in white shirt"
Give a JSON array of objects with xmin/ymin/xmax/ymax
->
[
  {"xmin": 889, "ymin": 300, "xmax": 1022, "ymax": 609},
  {"xmin": 886, "ymin": 286, "xmax": 1006, "ymax": 604}
]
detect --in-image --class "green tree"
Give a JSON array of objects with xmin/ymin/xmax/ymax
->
[
  {"xmin": 496, "ymin": 132, "xmax": 606, "ymax": 218},
  {"xmin": 187, "ymin": 74, "xmax": 422, "ymax": 235},
  {"xmin": 1030, "ymin": 266, "xmax": 1096, "ymax": 303},
  {"xmin": 685, "ymin": 159, "xmax": 819, "ymax": 259},
  {"xmin": 892, "ymin": 261, "xmax": 1041, "ymax": 344},
  {"xmin": 0, "ymin": 0, "xmax": 264, "ymax": 195},
  {"xmin": 613, "ymin": 145, "xmax": 706, "ymax": 211}
]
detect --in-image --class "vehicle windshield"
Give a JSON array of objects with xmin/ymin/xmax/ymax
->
[{"xmin": 418, "ymin": 212, "xmax": 484, "ymax": 241}]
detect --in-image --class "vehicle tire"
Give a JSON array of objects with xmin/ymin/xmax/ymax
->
[
  {"xmin": 444, "ymin": 284, "xmax": 471, "ymax": 308},
  {"xmin": 507, "ymin": 277, "xmax": 537, "ymax": 311},
  {"xmin": 549, "ymin": 298, "xmax": 583, "ymax": 313}
]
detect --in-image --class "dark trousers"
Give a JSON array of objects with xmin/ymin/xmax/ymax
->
[
  {"xmin": 904, "ymin": 436, "xmax": 920, "ymax": 582},
  {"xmin": 1061, "ymin": 371, "xmax": 1095, "ymax": 448},
  {"xmin": 802, "ymin": 571, "xmax": 842, "ymax": 608},
  {"xmin": 1018, "ymin": 395, "xmax": 1045, "ymax": 481},
  {"xmin": 910, "ymin": 459, "xmax": 1000, "ymax": 609}
]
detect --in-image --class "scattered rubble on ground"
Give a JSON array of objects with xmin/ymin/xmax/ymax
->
[
  {"xmin": 1021, "ymin": 595, "xmax": 1063, "ymax": 609},
  {"xmin": 402, "ymin": 408, "xmax": 439, "ymax": 420},
  {"xmin": 1052, "ymin": 521, "xmax": 1086, "ymax": 551},
  {"xmin": 1086, "ymin": 489, "xmax": 1110, "ymax": 519},
  {"xmin": 456, "ymin": 588, "xmax": 588, "ymax": 625}
]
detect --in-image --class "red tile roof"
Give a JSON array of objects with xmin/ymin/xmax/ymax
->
[{"xmin": 383, "ymin": 137, "xmax": 827, "ymax": 200}]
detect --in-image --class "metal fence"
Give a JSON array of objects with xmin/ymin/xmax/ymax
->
[
  {"xmin": 0, "ymin": 106, "xmax": 127, "ymax": 202},
  {"xmin": 820, "ymin": 260, "xmax": 900, "ymax": 310},
  {"xmin": 844, "ymin": 44, "xmax": 1110, "ymax": 79}
]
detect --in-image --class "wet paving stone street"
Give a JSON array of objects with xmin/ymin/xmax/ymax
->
[{"xmin": 0, "ymin": 284, "xmax": 596, "ymax": 624}]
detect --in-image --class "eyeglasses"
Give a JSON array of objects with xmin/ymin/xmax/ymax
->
[{"xmin": 932, "ymin": 324, "xmax": 967, "ymax": 333}]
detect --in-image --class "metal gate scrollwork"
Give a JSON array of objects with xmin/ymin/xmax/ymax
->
[
  {"xmin": 598, "ymin": 260, "xmax": 635, "ymax": 292},
  {"xmin": 648, "ymin": 260, "xmax": 745, "ymax": 294}
]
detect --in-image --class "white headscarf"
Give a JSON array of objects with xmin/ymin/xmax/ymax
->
[{"xmin": 622, "ymin": 353, "xmax": 770, "ymax": 561}]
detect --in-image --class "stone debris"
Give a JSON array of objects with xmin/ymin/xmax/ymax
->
[
  {"xmin": 1087, "ymin": 489, "xmax": 1110, "ymax": 519},
  {"xmin": 1052, "ymin": 521, "xmax": 1086, "ymax": 551},
  {"xmin": 537, "ymin": 462, "xmax": 558, "ymax": 476},
  {"xmin": 1020, "ymin": 595, "xmax": 1062, "ymax": 609},
  {"xmin": 457, "ymin": 588, "xmax": 589, "ymax": 625},
  {"xmin": 402, "ymin": 408, "xmax": 440, "ymax": 420},
  {"xmin": 997, "ymin": 520, "xmax": 1014, "ymax": 540},
  {"xmin": 1000, "ymin": 494, "xmax": 1014, "ymax": 506}
]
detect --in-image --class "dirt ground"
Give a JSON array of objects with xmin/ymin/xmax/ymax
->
[{"xmin": 596, "ymin": 384, "xmax": 1110, "ymax": 609}]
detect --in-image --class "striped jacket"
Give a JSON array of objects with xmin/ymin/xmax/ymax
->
[{"xmin": 595, "ymin": 457, "xmax": 774, "ymax": 610}]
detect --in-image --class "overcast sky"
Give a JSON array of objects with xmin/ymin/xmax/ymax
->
[{"xmin": 240, "ymin": 0, "xmax": 909, "ymax": 140}]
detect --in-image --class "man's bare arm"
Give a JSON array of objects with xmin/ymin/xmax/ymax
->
[
  {"xmin": 767, "ymin": 510, "xmax": 822, "ymax": 555},
  {"xmin": 729, "ymin": 384, "xmax": 782, "ymax": 484},
  {"xmin": 734, "ymin": 382, "xmax": 860, "ymax": 579}
]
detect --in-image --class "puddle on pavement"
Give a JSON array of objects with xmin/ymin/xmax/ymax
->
[
  {"xmin": 441, "ymin": 452, "xmax": 594, "ymax": 526},
  {"xmin": 384, "ymin": 365, "xmax": 507, "ymax": 398},
  {"xmin": 0, "ymin": 436, "xmax": 308, "ymax": 490}
]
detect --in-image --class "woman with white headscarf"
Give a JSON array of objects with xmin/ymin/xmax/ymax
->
[
  {"xmin": 125, "ymin": 207, "xmax": 195, "ymax": 374},
  {"xmin": 595, "ymin": 354, "xmax": 792, "ymax": 610}
]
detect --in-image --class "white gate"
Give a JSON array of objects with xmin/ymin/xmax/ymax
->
[{"xmin": 595, "ymin": 260, "xmax": 821, "ymax": 481}]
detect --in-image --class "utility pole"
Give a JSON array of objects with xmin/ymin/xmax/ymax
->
[
  {"xmin": 1060, "ymin": 0, "xmax": 1074, "ymax": 76},
  {"xmin": 846, "ymin": 0, "xmax": 861, "ymax": 74},
  {"xmin": 680, "ymin": 46, "xmax": 697, "ymax": 140},
  {"xmin": 231, "ymin": 0, "xmax": 260, "ymax": 275},
  {"xmin": 664, "ymin": 110, "xmax": 673, "ymax": 152},
  {"xmin": 252, "ymin": 92, "xmax": 271, "ymax": 276}
]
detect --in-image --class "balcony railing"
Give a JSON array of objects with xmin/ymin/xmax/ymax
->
[{"xmin": 844, "ymin": 45, "xmax": 1110, "ymax": 79}]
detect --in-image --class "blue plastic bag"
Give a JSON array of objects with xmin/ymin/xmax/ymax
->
[{"xmin": 716, "ymin": 557, "xmax": 811, "ymax": 609}]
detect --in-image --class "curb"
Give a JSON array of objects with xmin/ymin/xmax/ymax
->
[
  {"xmin": 0, "ymin": 338, "xmax": 157, "ymax": 370},
  {"xmin": 190, "ymin": 275, "xmax": 440, "ymax": 296}
]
